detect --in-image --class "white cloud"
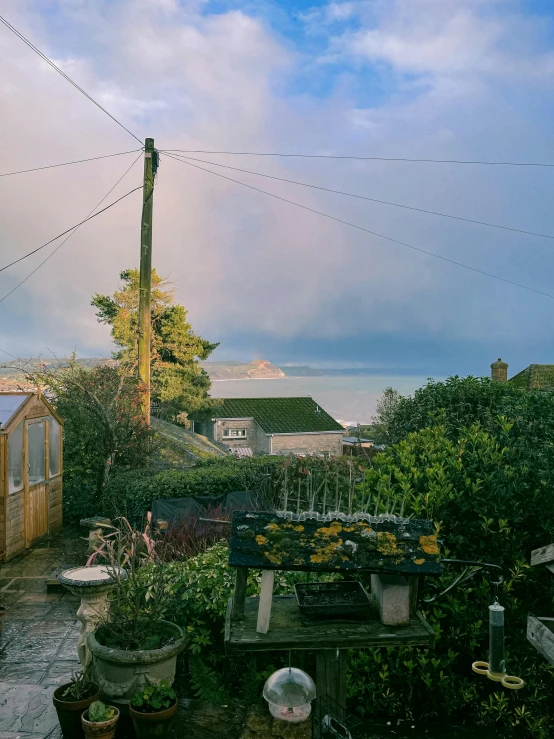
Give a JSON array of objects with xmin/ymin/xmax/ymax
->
[{"xmin": 0, "ymin": 0, "xmax": 553, "ymax": 369}]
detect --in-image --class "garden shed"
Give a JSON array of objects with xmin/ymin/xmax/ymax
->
[{"xmin": 0, "ymin": 391, "xmax": 63, "ymax": 561}]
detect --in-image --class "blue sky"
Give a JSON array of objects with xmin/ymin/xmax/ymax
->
[{"xmin": 1, "ymin": 0, "xmax": 554, "ymax": 377}]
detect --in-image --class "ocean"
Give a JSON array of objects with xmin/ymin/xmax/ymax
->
[{"xmin": 209, "ymin": 375, "xmax": 440, "ymax": 426}]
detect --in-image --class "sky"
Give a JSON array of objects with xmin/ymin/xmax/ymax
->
[{"xmin": 1, "ymin": 0, "xmax": 554, "ymax": 378}]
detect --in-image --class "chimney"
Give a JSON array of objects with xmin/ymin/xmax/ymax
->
[{"xmin": 491, "ymin": 358, "xmax": 508, "ymax": 383}]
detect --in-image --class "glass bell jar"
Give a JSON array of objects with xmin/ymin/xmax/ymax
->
[{"xmin": 263, "ymin": 667, "xmax": 317, "ymax": 723}]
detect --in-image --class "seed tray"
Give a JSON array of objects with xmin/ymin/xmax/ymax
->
[{"xmin": 294, "ymin": 581, "xmax": 371, "ymax": 619}]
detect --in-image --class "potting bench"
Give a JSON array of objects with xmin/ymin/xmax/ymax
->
[
  {"xmin": 527, "ymin": 542, "xmax": 554, "ymax": 664},
  {"xmin": 225, "ymin": 511, "xmax": 441, "ymax": 708}
]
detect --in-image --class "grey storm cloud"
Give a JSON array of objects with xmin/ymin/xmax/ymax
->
[{"xmin": 1, "ymin": 0, "xmax": 554, "ymax": 375}]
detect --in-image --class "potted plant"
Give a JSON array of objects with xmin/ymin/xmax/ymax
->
[
  {"xmin": 81, "ymin": 701, "xmax": 120, "ymax": 739},
  {"xmin": 129, "ymin": 680, "xmax": 178, "ymax": 737},
  {"xmin": 52, "ymin": 669, "xmax": 100, "ymax": 739},
  {"xmin": 87, "ymin": 518, "xmax": 186, "ymax": 705}
]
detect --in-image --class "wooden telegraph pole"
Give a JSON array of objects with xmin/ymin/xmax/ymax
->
[{"xmin": 138, "ymin": 137, "xmax": 157, "ymax": 424}]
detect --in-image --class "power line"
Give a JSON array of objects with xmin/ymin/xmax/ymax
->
[
  {"xmin": 0, "ymin": 149, "xmax": 142, "ymax": 178},
  {"xmin": 163, "ymin": 152, "xmax": 554, "ymax": 301},
  {"xmin": 166, "ymin": 152, "xmax": 554, "ymax": 241},
  {"xmin": 0, "ymin": 186, "xmax": 141, "ymax": 274},
  {"xmin": 0, "ymin": 154, "xmax": 143, "ymax": 306},
  {"xmin": 0, "ymin": 14, "xmax": 142, "ymax": 145},
  {"xmin": 161, "ymin": 148, "xmax": 554, "ymax": 168}
]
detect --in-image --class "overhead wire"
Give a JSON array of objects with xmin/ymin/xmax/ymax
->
[
  {"xmin": 0, "ymin": 185, "xmax": 142, "ymax": 275},
  {"xmin": 0, "ymin": 149, "xmax": 142, "ymax": 178},
  {"xmin": 0, "ymin": 153, "xmax": 143, "ymax": 305},
  {"xmin": 0, "ymin": 13, "xmax": 142, "ymax": 145},
  {"xmin": 162, "ymin": 152, "xmax": 554, "ymax": 301},
  {"xmin": 165, "ymin": 152, "xmax": 554, "ymax": 241},
  {"xmin": 162, "ymin": 148, "xmax": 554, "ymax": 168}
]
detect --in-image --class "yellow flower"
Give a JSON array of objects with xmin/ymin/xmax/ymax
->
[{"xmin": 256, "ymin": 535, "xmax": 268, "ymax": 545}]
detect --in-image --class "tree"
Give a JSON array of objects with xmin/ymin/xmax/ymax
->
[
  {"xmin": 372, "ymin": 387, "xmax": 402, "ymax": 442},
  {"xmin": 28, "ymin": 358, "xmax": 153, "ymax": 521},
  {"xmin": 92, "ymin": 269, "xmax": 219, "ymax": 419}
]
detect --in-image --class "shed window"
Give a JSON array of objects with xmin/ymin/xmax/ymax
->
[
  {"xmin": 28, "ymin": 421, "xmax": 46, "ymax": 486},
  {"xmin": 49, "ymin": 418, "xmax": 61, "ymax": 477},
  {"xmin": 223, "ymin": 428, "xmax": 247, "ymax": 438},
  {"xmin": 8, "ymin": 421, "xmax": 23, "ymax": 494}
]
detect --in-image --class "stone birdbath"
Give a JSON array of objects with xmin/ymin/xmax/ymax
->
[{"xmin": 58, "ymin": 566, "xmax": 126, "ymax": 668}]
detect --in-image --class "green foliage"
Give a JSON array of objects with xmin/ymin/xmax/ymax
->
[
  {"xmin": 102, "ymin": 456, "xmax": 284, "ymax": 524},
  {"xmin": 29, "ymin": 359, "xmax": 153, "ymax": 522},
  {"xmin": 372, "ymin": 386, "xmax": 403, "ymax": 443},
  {"xmin": 61, "ymin": 669, "xmax": 96, "ymax": 702},
  {"xmin": 347, "ymin": 420, "xmax": 554, "ymax": 737},
  {"xmin": 131, "ymin": 681, "xmax": 176, "ymax": 713},
  {"xmin": 92, "ymin": 268, "xmax": 218, "ymax": 420},
  {"xmin": 87, "ymin": 701, "xmax": 116, "ymax": 723}
]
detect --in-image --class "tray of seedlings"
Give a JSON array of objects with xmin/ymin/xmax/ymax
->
[{"xmin": 294, "ymin": 581, "xmax": 371, "ymax": 620}]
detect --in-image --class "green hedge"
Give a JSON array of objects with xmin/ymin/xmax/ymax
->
[{"xmin": 102, "ymin": 456, "xmax": 283, "ymax": 524}]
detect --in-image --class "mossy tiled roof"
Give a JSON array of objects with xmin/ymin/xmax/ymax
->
[
  {"xmin": 212, "ymin": 397, "xmax": 344, "ymax": 434},
  {"xmin": 508, "ymin": 365, "xmax": 554, "ymax": 391}
]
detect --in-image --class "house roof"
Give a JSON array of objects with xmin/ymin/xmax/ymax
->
[
  {"xmin": 0, "ymin": 392, "xmax": 32, "ymax": 429},
  {"xmin": 211, "ymin": 397, "xmax": 344, "ymax": 434},
  {"xmin": 509, "ymin": 365, "xmax": 554, "ymax": 391}
]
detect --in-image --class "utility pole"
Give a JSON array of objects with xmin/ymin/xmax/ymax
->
[{"xmin": 138, "ymin": 137, "xmax": 157, "ymax": 424}]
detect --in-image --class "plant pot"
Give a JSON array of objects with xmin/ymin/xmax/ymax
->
[
  {"xmin": 130, "ymin": 700, "xmax": 177, "ymax": 738},
  {"xmin": 81, "ymin": 706, "xmax": 120, "ymax": 739},
  {"xmin": 52, "ymin": 682, "xmax": 100, "ymax": 739},
  {"xmin": 0, "ymin": 605, "xmax": 7, "ymax": 636},
  {"xmin": 89, "ymin": 621, "xmax": 186, "ymax": 705}
]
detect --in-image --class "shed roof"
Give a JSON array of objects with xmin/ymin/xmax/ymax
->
[
  {"xmin": 211, "ymin": 397, "xmax": 344, "ymax": 434},
  {"xmin": 0, "ymin": 393, "xmax": 31, "ymax": 429}
]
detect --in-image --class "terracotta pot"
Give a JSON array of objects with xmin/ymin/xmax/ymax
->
[
  {"xmin": 130, "ymin": 699, "xmax": 177, "ymax": 738},
  {"xmin": 81, "ymin": 706, "xmax": 120, "ymax": 739},
  {"xmin": 53, "ymin": 682, "xmax": 101, "ymax": 739}
]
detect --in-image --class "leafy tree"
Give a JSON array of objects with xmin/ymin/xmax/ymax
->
[
  {"xmin": 92, "ymin": 269, "xmax": 219, "ymax": 419},
  {"xmin": 372, "ymin": 386, "xmax": 403, "ymax": 442},
  {"xmin": 29, "ymin": 359, "xmax": 153, "ymax": 521}
]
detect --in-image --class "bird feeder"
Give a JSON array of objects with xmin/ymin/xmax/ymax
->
[
  {"xmin": 472, "ymin": 600, "xmax": 524, "ymax": 689},
  {"xmin": 263, "ymin": 666, "xmax": 316, "ymax": 723}
]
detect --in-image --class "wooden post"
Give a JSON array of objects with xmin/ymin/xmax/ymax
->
[
  {"xmin": 232, "ymin": 567, "xmax": 248, "ymax": 621},
  {"xmin": 138, "ymin": 137, "xmax": 156, "ymax": 424},
  {"xmin": 256, "ymin": 569, "xmax": 274, "ymax": 634},
  {"xmin": 316, "ymin": 649, "xmax": 347, "ymax": 709}
]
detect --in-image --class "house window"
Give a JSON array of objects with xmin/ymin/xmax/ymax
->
[
  {"xmin": 49, "ymin": 418, "xmax": 61, "ymax": 478},
  {"xmin": 8, "ymin": 421, "xmax": 23, "ymax": 494},
  {"xmin": 28, "ymin": 421, "xmax": 46, "ymax": 486},
  {"xmin": 223, "ymin": 428, "xmax": 247, "ymax": 438}
]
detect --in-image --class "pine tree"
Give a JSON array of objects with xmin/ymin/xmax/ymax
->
[{"xmin": 92, "ymin": 269, "xmax": 219, "ymax": 419}]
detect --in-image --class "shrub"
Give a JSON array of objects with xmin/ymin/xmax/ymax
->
[
  {"xmin": 348, "ymin": 422, "xmax": 554, "ymax": 737},
  {"xmin": 102, "ymin": 456, "xmax": 283, "ymax": 525}
]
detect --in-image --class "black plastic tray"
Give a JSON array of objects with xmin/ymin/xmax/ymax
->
[{"xmin": 294, "ymin": 581, "xmax": 371, "ymax": 619}]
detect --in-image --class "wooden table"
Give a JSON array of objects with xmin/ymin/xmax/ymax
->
[{"xmin": 225, "ymin": 595, "xmax": 434, "ymax": 707}]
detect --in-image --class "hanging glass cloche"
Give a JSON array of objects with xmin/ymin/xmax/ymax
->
[{"xmin": 263, "ymin": 667, "xmax": 316, "ymax": 723}]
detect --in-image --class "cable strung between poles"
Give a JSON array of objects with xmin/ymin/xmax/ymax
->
[
  {"xmin": 163, "ymin": 152, "xmax": 554, "ymax": 301},
  {"xmin": 166, "ymin": 152, "xmax": 554, "ymax": 241},
  {"xmin": 0, "ymin": 14, "xmax": 142, "ymax": 145},
  {"xmin": 0, "ymin": 154, "xmax": 143, "ymax": 305},
  {"xmin": 162, "ymin": 148, "xmax": 554, "ymax": 168},
  {"xmin": 0, "ymin": 150, "xmax": 142, "ymax": 178},
  {"xmin": 0, "ymin": 186, "xmax": 141, "ymax": 274}
]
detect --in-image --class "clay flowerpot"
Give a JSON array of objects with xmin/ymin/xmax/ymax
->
[
  {"xmin": 81, "ymin": 706, "xmax": 120, "ymax": 739},
  {"xmin": 52, "ymin": 682, "xmax": 100, "ymax": 739},
  {"xmin": 89, "ymin": 621, "xmax": 186, "ymax": 705},
  {"xmin": 130, "ymin": 699, "xmax": 177, "ymax": 738}
]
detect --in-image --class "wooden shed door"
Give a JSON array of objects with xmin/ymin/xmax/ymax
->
[{"xmin": 28, "ymin": 483, "xmax": 48, "ymax": 543}]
